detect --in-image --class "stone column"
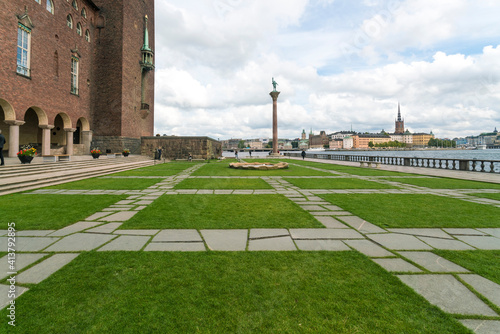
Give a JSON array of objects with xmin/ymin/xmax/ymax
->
[
  {"xmin": 269, "ymin": 91, "xmax": 280, "ymax": 155},
  {"xmin": 4, "ymin": 120, "xmax": 25, "ymax": 157},
  {"xmin": 64, "ymin": 128, "xmax": 77, "ymax": 155},
  {"xmin": 39, "ymin": 125, "xmax": 54, "ymax": 156},
  {"xmin": 82, "ymin": 130, "xmax": 93, "ymax": 154}
]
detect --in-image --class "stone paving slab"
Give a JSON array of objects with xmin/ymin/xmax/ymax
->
[
  {"xmin": 144, "ymin": 242, "xmax": 206, "ymax": 252},
  {"xmin": 196, "ymin": 190, "xmax": 214, "ymax": 194},
  {"xmin": 459, "ymin": 274, "xmax": 500, "ymax": 308},
  {"xmin": 372, "ymin": 258, "xmax": 422, "ymax": 272},
  {"xmin": 459, "ymin": 320, "xmax": 500, "ymax": 334},
  {"xmin": 313, "ymin": 216, "xmax": 349, "ymax": 229},
  {"xmin": 367, "ymin": 234, "xmax": 433, "ymax": 250},
  {"xmin": 476, "ymin": 228, "xmax": 500, "ymax": 239},
  {"xmin": 249, "ymin": 229, "xmax": 289, "ymax": 239},
  {"xmin": 232, "ymin": 190, "xmax": 255, "ymax": 194},
  {"xmin": 309, "ymin": 211, "xmax": 351, "ymax": 216},
  {"xmin": 102, "ymin": 208, "xmax": 132, "ymax": 212},
  {"xmin": 176, "ymin": 190, "xmax": 198, "ymax": 194},
  {"xmin": 386, "ymin": 228, "xmax": 453, "ymax": 239},
  {"xmin": 248, "ymin": 236, "xmax": 296, "ymax": 251},
  {"xmin": 338, "ymin": 216, "xmax": 387, "ymax": 234},
  {"xmin": 16, "ymin": 230, "xmax": 55, "ymax": 236},
  {"xmin": 295, "ymin": 240, "xmax": 350, "ymax": 251},
  {"xmin": 321, "ymin": 205, "xmax": 343, "ymax": 211},
  {"xmin": 397, "ymin": 275, "xmax": 497, "ymax": 316},
  {"xmin": 443, "ymin": 228, "xmax": 487, "ymax": 236},
  {"xmin": 114, "ymin": 229, "xmax": 160, "ymax": 236},
  {"xmin": 0, "ymin": 237, "xmax": 59, "ymax": 252},
  {"xmin": 86, "ymin": 223, "xmax": 123, "ymax": 234},
  {"xmin": 99, "ymin": 211, "xmax": 139, "ymax": 222},
  {"xmin": 49, "ymin": 221, "xmax": 103, "ymax": 237},
  {"xmin": 455, "ymin": 236, "xmax": 500, "ymax": 249},
  {"xmin": 416, "ymin": 236, "xmax": 475, "ymax": 250},
  {"xmin": 134, "ymin": 206, "xmax": 147, "ymax": 211},
  {"xmin": 344, "ymin": 239, "xmax": 395, "ymax": 257},
  {"xmin": 116, "ymin": 200, "xmax": 137, "ymax": 205},
  {"xmin": 300, "ymin": 205, "xmax": 327, "ymax": 211},
  {"xmin": 45, "ymin": 233, "xmax": 117, "ymax": 252},
  {"xmin": 0, "ymin": 284, "xmax": 29, "ymax": 310},
  {"xmin": 213, "ymin": 190, "xmax": 234, "ymax": 194},
  {"xmin": 289, "ymin": 228, "xmax": 364, "ymax": 240},
  {"xmin": 152, "ymin": 230, "xmax": 202, "ymax": 242},
  {"xmin": 201, "ymin": 230, "xmax": 248, "ymax": 251},
  {"xmin": 135, "ymin": 200, "xmax": 154, "ymax": 205},
  {"xmin": 98, "ymin": 236, "xmax": 150, "ymax": 251},
  {"xmin": 16, "ymin": 253, "xmax": 79, "ymax": 284},
  {"xmin": 0, "ymin": 253, "xmax": 47, "ymax": 280},
  {"xmin": 85, "ymin": 212, "xmax": 112, "ymax": 221},
  {"xmin": 398, "ymin": 252, "xmax": 469, "ymax": 272}
]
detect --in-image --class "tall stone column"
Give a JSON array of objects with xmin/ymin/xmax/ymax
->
[
  {"xmin": 39, "ymin": 125, "xmax": 54, "ymax": 156},
  {"xmin": 269, "ymin": 91, "xmax": 280, "ymax": 155},
  {"xmin": 4, "ymin": 120, "xmax": 25, "ymax": 157},
  {"xmin": 82, "ymin": 130, "xmax": 93, "ymax": 154},
  {"xmin": 64, "ymin": 128, "xmax": 76, "ymax": 155}
]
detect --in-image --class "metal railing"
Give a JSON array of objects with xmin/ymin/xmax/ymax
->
[{"xmin": 284, "ymin": 153, "xmax": 500, "ymax": 173}]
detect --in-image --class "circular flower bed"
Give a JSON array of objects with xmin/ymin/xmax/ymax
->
[{"xmin": 229, "ymin": 162, "xmax": 288, "ymax": 170}]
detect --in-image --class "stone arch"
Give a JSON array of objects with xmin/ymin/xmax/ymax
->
[
  {"xmin": 25, "ymin": 106, "xmax": 49, "ymax": 126},
  {"xmin": 77, "ymin": 117, "xmax": 90, "ymax": 131},
  {"xmin": 0, "ymin": 99, "xmax": 16, "ymax": 121},
  {"xmin": 21, "ymin": 108, "xmax": 44, "ymax": 147},
  {"xmin": 53, "ymin": 114, "xmax": 67, "ymax": 146},
  {"xmin": 55, "ymin": 112, "xmax": 72, "ymax": 129}
]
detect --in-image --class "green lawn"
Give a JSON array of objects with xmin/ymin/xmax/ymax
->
[
  {"xmin": 288, "ymin": 159, "xmax": 417, "ymax": 176},
  {"xmin": 468, "ymin": 193, "xmax": 500, "ymax": 201},
  {"xmin": 384, "ymin": 177, "xmax": 500, "ymax": 189},
  {"xmin": 192, "ymin": 161, "xmax": 333, "ymax": 176},
  {"xmin": 434, "ymin": 250, "xmax": 500, "ymax": 286},
  {"xmin": 320, "ymin": 194, "xmax": 500, "ymax": 228},
  {"xmin": 120, "ymin": 194, "xmax": 323, "ymax": 229},
  {"xmin": 0, "ymin": 194, "xmax": 127, "ymax": 230},
  {"xmin": 284, "ymin": 177, "xmax": 399, "ymax": 189},
  {"xmin": 174, "ymin": 178, "xmax": 273, "ymax": 189},
  {"xmin": 110, "ymin": 161, "xmax": 202, "ymax": 176},
  {"xmin": 45, "ymin": 177, "xmax": 165, "ymax": 190},
  {"xmin": 1, "ymin": 252, "xmax": 469, "ymax": 333}
]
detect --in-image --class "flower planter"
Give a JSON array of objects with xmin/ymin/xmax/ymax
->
[
  {"xmin": 122, "ymin": 152, "xmax": 129, "ymax": 157},
  {"xmin": 91, "ymin": 153, "xmax": 100, "ymax": 159},
  {"xmin": 18, "ymin": 155, "xmax": 34, "ymax": 164}
]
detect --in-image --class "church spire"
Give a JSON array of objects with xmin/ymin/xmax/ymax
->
[
  {"xmin": 397, "ymin": 102, "xmax": 402, "ymax": 121},
  {"xmin": 140, "ymin": 15, "xmax": 154, "ymax": 71}
]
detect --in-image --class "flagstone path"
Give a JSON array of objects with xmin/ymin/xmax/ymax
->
[{"xmin": 2, "ymin": 159, "xmax": 500, "ymax": 332}]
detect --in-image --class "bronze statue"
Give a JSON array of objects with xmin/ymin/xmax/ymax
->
[{"xmin": 272, "ymin": 77, "xmax": 278, "ymax": 91}]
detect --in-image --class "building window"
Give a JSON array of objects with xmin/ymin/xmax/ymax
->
[
  {"xmin": 85, "ymin": 30, "xmax": 90, "ymax": 42},
  {"xmin": 76, "ymin": 22, "xmax": 82, "ymax": 36},
  {"xmin": 17, "ymin": 24, "xmax": 31, "ymax": 77},
  {"xmin": 67, "ymin": 15, "xmax": 73, "ymax": 29},
  {"xmin": 71, "ymin": 57, "xmax": 79, "ymax": 95},
  {"xmin": 81, "ymin": 8, "xmax": 87, "ymax": 18},
  {"xmin": 46, "ymin": 0, "xmax": 54, "ymax": 14},
  {"xmin": 35, "ymin": 0, "xmax": 41, "ymax": 4},
  {"xmin": 72, "ymin": 0, "xmax": 78, "ymax": 10}
]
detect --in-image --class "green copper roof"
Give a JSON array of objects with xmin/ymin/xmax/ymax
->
[{"xmin": 141, "ymin": 15, "xmax": 152, "ymax": 52}]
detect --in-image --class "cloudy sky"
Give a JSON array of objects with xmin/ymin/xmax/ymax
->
[{"xmin": 153, "ymin": 0, "xmax": 500, "ymax": 140}]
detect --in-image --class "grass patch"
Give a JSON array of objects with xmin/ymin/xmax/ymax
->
[
  {"xmin": 111, "ymin": 161, "xmax": 202, "ymax": 176},
  {"xmin": 320, "ymin": 194, "xmax": 500, "ymax": 228},
  {"xmin": 192, "ymin": 161, "xmax": 333, "ymax": 176},
  {"xmin": 45, "ymin": 177, "xmax": 165, "ymax": 190},
  {"xmin": 2, "ymin": 252, "xmax": 469, "ymax": 333},
  {"xmin": 433, "ymin": 250, "xmax": 500, "ymax": 285},
  {"xmin": 288, "ymin": 159, "xmax": 416, "ymax": 176},
  {"xmin": 468, "ymin": 193, "xmax": 500, "ymax": 201},
  {"xmin": 384, "ymin": 177, "xmax": 500, "ymax": 189},
  {"xmin": 284, "ymin": 178, "xmax": 398, "ymax": 189},
  {"xmin": 0, "ymin": 194, "xmax": 127, "ymax": 230},
  {"xmin": 174, "ymin": 178, "xmax": 273, "ymax": 189},
  {"xmin": 121, "ymin": 194, "xmax": 323, "ymax": 229}
]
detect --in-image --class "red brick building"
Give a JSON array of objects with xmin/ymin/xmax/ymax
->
[{"xmin": 0, "ymin": 0, "xmax": 154, "ymax": 157}]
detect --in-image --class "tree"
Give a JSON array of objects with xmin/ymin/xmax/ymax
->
[
  {"xmin": 266, "ymin": 141, "xmax": 273, "ymax": 148},
  {"xmin": 291, "ymin": 141, "xmax": 298, "ymax": 148},
  {"xmin": 368, "ymin": 141, "xmax": 374, "ymax": 148},
  {"xmin": 238, "ymin": 140, "xmax": 245, "ymax": 149}
]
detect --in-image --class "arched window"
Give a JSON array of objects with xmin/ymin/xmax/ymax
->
[
  {"xmin": 46, "ymin": 0, "xmax": 54, "ymax": 14},
  {"xmin": 81, "ymin": 8, "xmax": 87, "ymax": 18},
  {"xmin": 72, "ymin": 0, "xmax": 78, "ymax": 10},
  {"xmin": 71, "ymin": 56, "xmax": 79, "ymax": 95},
  {"xmin": 67, "ymin": 15, "xmax": 73, "ymax": 29},
  {"xmin": 35, "ymin": 0, "xmax": 41, "ymax": 4},
  {"xmin": 85, "ymin": 30, "xmax": 90, "ymax": 42},
  {"xmin": 76, "ymin": 23, "xmax": 82, "ymax": 36}
]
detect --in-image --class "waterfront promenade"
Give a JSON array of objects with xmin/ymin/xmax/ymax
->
[{"xmin": 1, "ymin": 157, "xmax": 499, "ymax": 332}]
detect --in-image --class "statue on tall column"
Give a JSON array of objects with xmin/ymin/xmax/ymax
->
[{"xmin": 272, "ymin": 77, "xmax": 278, "ymax": 92}]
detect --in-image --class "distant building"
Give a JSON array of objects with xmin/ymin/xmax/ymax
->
[
  {"xmin": 412, "ymin": 132, "xmax": 434, "ymax": 147},
  {"xmin": 352, "ymin": 133, "xmax": 391, "ymax": 149},
  {"xmin": 309, "ymin": 130, "xmax": 329, "ymax": 148},
  {"xmin": 395, "ymin": 103, "xmax": 404, "ymax": 134},
  {"xmin": 301, "ymin": 129, "xmax": 306, "ymax": 140},
  {"xmin": 329, "ymin": 138, "xmax": 343, "ymax": 149},
  {"xmin": 343, "ymin": 136, "xmax": 354, "ymax": 149}
]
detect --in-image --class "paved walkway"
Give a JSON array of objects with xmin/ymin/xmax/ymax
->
[{"xmin": 2, "ymin": 159, "xmax": 500, "ymax": 333}]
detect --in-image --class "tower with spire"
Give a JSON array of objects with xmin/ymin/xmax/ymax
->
[{"xmin": 395, "ymin": 103, "xmax": 405, "ymax": 134}]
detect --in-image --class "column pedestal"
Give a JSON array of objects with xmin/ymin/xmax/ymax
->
[
  {"xmin": 64, "ymin": 128, "xmax": 77, "ymax": 155},
  {"xmin": 39, "ymin": 125, "xmax": 54, "ymax": 156},
  {"xmin": 4, "ymin": 120, "xmax": 25, "ymax": 157},
  {"xmin": 82, "ymin": 130, "xmax": 93, "ymax": 154},
  {"xmin": 269, "ymin": 91, "xmax": 280, "ymax": 155}
]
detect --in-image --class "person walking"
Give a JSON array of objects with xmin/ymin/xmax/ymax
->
[
  {"xmin": 158, "ymin": 147, "xmax": 163, "ymax": 160},
  {"xmin": 0, "ymin": 130, "xmax": 5, "ymax": 166},
  {"xmin": 301, "ymin": 150, "xmax": 306, "ymax": 160},
  {"xmin": 234, "ymin": 150, "xmax": 238, "ymax": 159}
]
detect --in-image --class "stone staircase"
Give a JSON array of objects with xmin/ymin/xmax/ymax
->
[{"xmin": 0, "ymin": 155, "xmax": 156, "ymax": 196}]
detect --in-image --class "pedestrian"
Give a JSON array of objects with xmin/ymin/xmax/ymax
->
[
  {"xmin": 235, "ymin": 150, "xmax": 238, "ymax": 159},
  {"xmin": 158, "ymin": 147, "xmax": 162, "ymax": 160},
  {"xmin": 301, "ymin": 150, "xmax": 306, "ymax": 160},
  {"xmin": 188, "ymin": 154, "xmax": 192, "ymax": 161},
  {"xmin": 0, "ymin": 130, "xmax": 5, "ymax": 166},
  {"xmin": 249, "ymin": 150, "xmax": 252, "ymax": 157}
]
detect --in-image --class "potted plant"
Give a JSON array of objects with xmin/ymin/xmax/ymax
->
[
  {"xmin": 122, "ymin": 149, "xmax": 130, "ymax": 157},
  {"xmin": 17, "ymin": 145, "xmax": 37, "ymax": 164},
  {"xmin": 90, "ymin": 148, "xmax": 101, "ymax": 159}
]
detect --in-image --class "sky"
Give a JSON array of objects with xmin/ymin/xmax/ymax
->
[{"xmin": 153, "ymin": 0, "xmax": 500, "ymax": 140}]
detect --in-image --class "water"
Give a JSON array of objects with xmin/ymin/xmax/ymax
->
[{"xmin": 224, "ymin": 149, "xmax": 500, "ymax": 161}]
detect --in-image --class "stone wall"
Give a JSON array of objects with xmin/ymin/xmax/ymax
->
[
  {"xmin": 141, "ymin": 136, "xmax": 222, "ymax": 160},
  {"xmin": 92, "ymin": 136, "xmax": 142, "ymax": 154}
]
